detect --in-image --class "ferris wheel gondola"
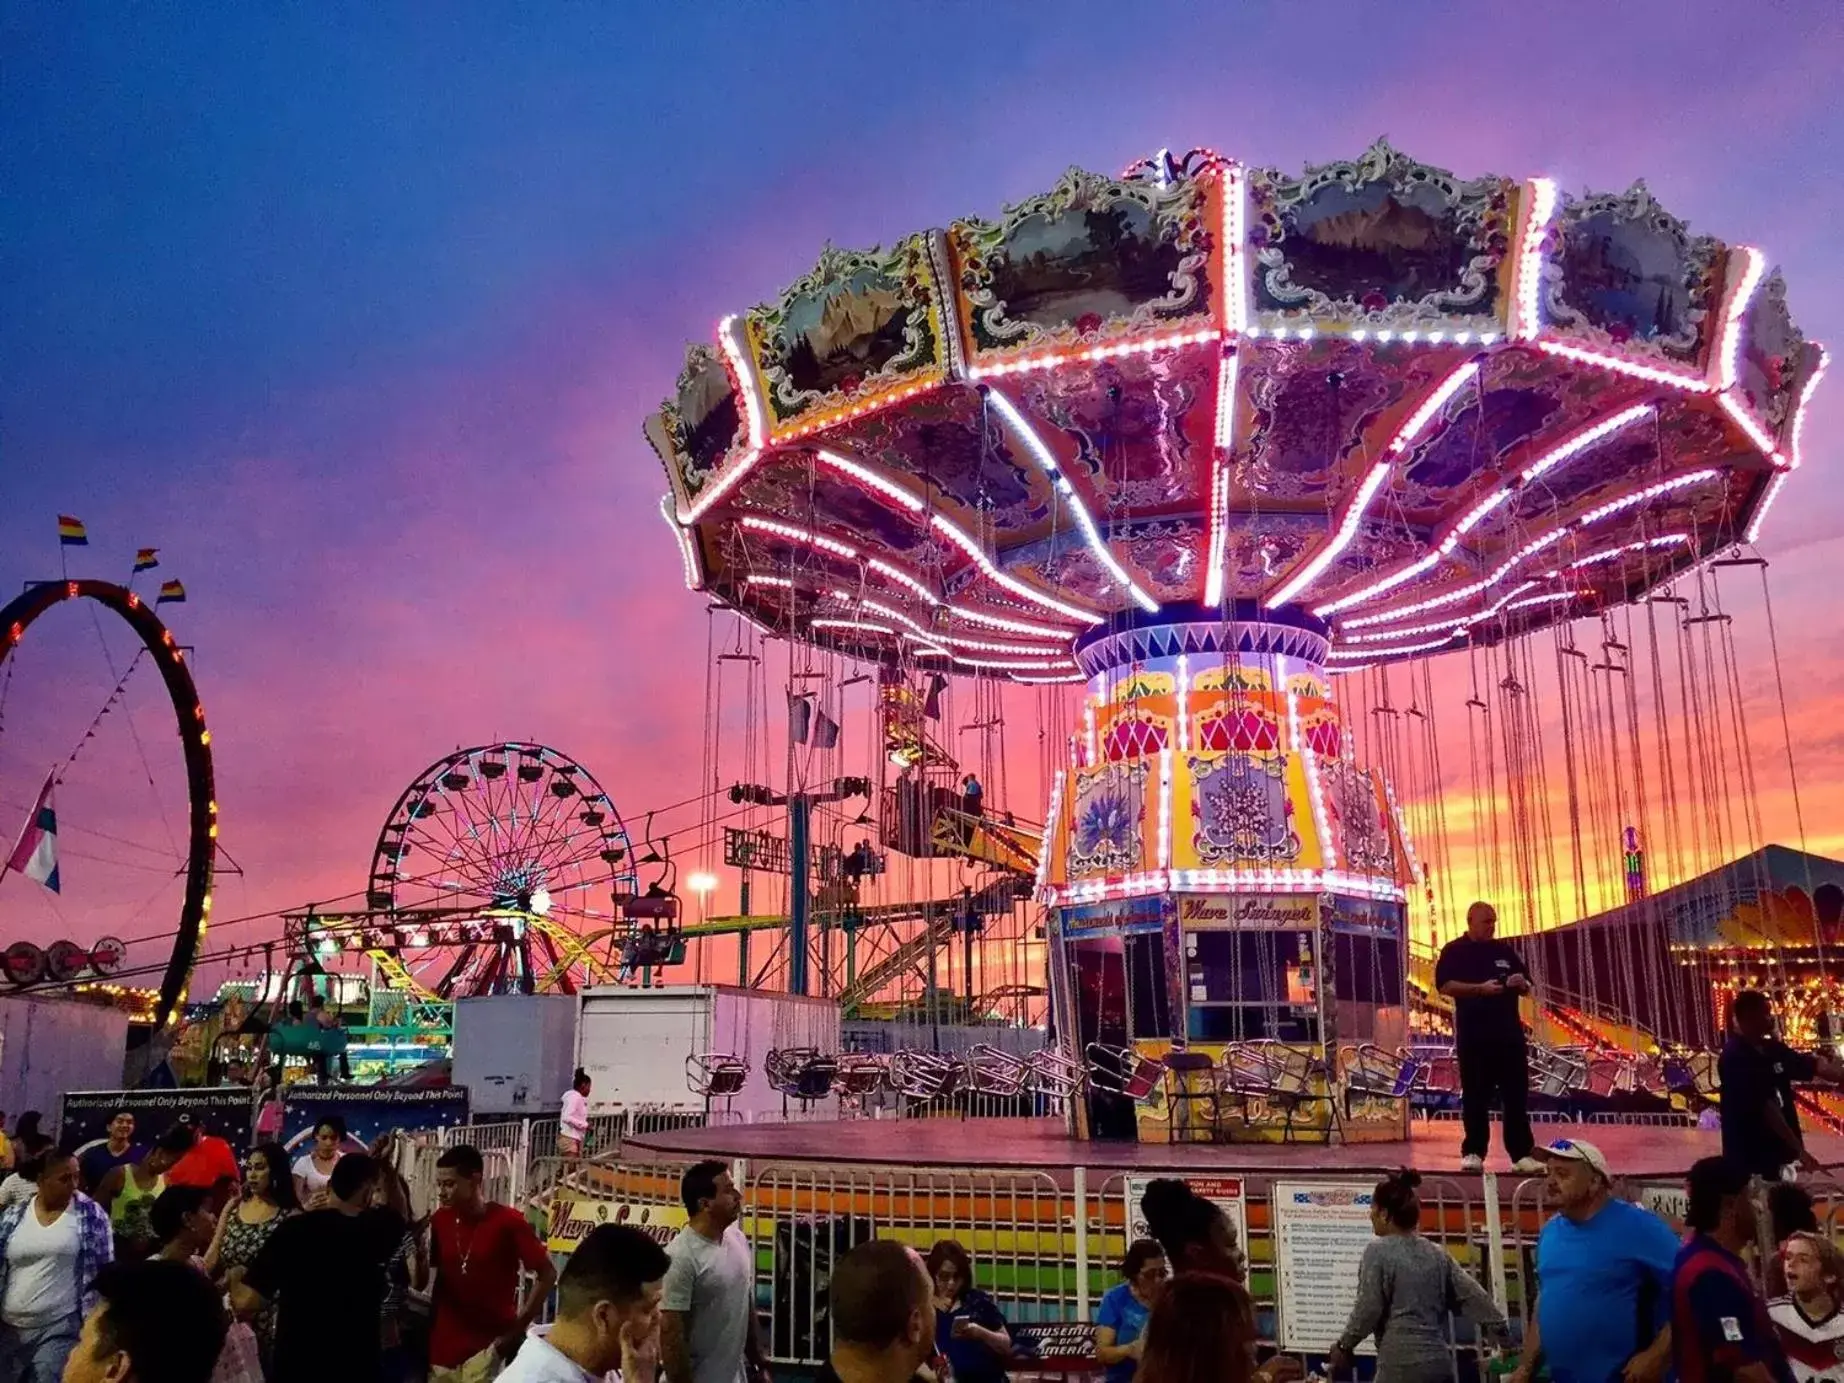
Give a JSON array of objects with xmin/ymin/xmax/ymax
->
[{"xmin": 364, "ymin": 742, "xmax": 637, "ymax": 997}]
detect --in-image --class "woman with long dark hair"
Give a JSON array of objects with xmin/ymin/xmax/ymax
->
[
  {"xmin": 1138, "ymin": 1179, "xmax": 1299, "ymax": 1383},
  {"xmin": 1329, "ymin": 1170, "xmax": 1506, "ymax": 1382},
  {"xmin": 1138, "ymin": 1273, "xmax": 1259, "ymax": 1383},
  {"xmin": 204, "ymin": 1142, "xmax": 298, "ymax": 1372}
]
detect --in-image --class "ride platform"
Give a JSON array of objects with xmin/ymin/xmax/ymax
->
[{"xmin": 624, "ymin": 1114, "xmax": 1844, "ymax": 1182}]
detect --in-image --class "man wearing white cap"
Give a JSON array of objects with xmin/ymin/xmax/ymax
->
[{"xmin": 1507, "ymin": 1138, "xmax": 1680, "ymax": 1383}]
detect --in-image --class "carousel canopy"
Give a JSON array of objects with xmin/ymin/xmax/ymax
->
[{"xmin": 647, "ymin": 141, "xmax": 1824, "ymax": 680}]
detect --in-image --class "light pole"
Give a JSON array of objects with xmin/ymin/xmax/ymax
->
[{"xmin": 688, "ymin": 871, "xmax": 718, "ymax": 921}]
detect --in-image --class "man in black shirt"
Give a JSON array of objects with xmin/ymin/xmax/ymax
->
[
  {"xmin": 818, "ymin": 1239, "xmax": 937, "ymax": 1383},
  {"xmin": 232, "ymin": 1152, "xmax": 408, "ymax": 1383},
  {"xmin": 1435, "ymin": 900, "xmax": 1541, "ymax": 1174},
  {"xmin": 1720, "ymin": 988, "xmax": 1844, "ymax": 1180}
]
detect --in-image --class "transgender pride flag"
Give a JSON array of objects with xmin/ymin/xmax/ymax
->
[{"xmin": 6, "ymin": 774, "xmax": 60, "ymax": 894}]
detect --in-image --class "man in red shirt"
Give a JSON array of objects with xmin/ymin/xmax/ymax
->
[
  {"xmin": 428, "ymin": 1143, "xmax": 557, "ymax": 1380},
  {"xmin": 165, "ymin": 1117, "xmax": 240, "ymax": 1196}
]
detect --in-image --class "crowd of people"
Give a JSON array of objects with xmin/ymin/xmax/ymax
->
[
  {"xmin": 0, "ymin": 1126, "xmax": 1833, "ymax": 1383},
  {"xmin": 3, "ymin": 921, "xmax": 1844, "ymax": 1383},
  {"xmin": 0, "ymin": 1106, "xmax": 569, "ymax": 1383}
]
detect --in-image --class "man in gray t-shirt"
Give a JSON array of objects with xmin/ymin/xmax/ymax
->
[{"xmin": 662, "ymin": 1160, "xmax": 766, "ymax": 1383}]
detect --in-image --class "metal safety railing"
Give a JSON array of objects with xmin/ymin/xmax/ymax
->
[{"xmin": 387, "ymin": 1121, "xmax": 1844, "ymax": 1378}]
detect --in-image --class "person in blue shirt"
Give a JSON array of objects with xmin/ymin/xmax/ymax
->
[
  {"xmin": 1506, "ymin": 1139, "xmax": 1680, "ymax": 1383},
  {"xmin": 1673, "ymin": 1156, "xmax": 1795, "ymax": 1383},
  {"xmin": 928, "ymin": 1240, "xmax": 1011, "ymax": 1383},
  {"xmin": 1096, "ymin": 1240, "xmax": 1167, "ymax": 1383}
]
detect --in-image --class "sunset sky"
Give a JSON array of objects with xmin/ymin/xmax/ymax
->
[{"xmin": 2, "ymin": 1, "xmax": 1841, "ymax": 1000}]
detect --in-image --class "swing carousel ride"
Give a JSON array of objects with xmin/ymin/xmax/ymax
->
[{"xmin": 627, "ymin": 138, "xmax": 1835, "ymax": 1157}]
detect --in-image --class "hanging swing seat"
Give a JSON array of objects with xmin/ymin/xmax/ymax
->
[
  {"xmin": 1663, "ymin": 1047, "xmax": 1719, "ymax": 1098},
  {"xmin": 766, "ymin": 1047, "xmax": 839, "ymax": 1101},
  {"xmin": 1023, "ymin": 1046, "xmax": 1087, "ymax": 1098},
  {"xmin": 964, "ymin": 1044, "xmax": 1030, "ymax": 1097},
  {"xmin": 1219, "ymin": 1041, "xmax": 1334, "ymax": 1141},
  {"xmin": 1527, "ymin": 1043, "xmax": 1590, "ymax": 1097},
  {"xmin": 686, "ymin": 1053, "xmax": 749, "ymax": 1098},
  {"xmin": 1337, "ymin": 1043, "xmax": 1427, "ymax": 1110},
  {"xmin": 835, "ymin": 1051, "xmax": 889, "ymax": 1098},
  {"xmin": 890, "ymin": 1048, "xmax": 961, "ymax": 1101},
  {"xmin": 1084, "ymin": 1043, "xmax": 1163, "ymax": 1101}
]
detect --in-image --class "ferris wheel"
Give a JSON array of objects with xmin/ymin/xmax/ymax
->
[{"xmin": 364, "ymin": 742, "xmax": 637, "ymax": 997}]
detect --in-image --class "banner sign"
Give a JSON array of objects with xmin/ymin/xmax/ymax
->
[
  {"xmin": 1178, "ymin": 895, "xmax": 1319, "ymax": 930},
  {"xmin": 548, "ymin": 1196, "xmax": 687, "ymax": 1252},
  {"xmin": 1125, "ymin": 1173, "xmax": 1247, "ymax": 1261},
  {"xmin": 1325, "ymin": 895, "xmax": 1403, "ymax": 938},
  {"xmin": 1012, "ymin": 1322, "xmax": 1098, "ymax": 1365},
  {"xmin": 60, "ymin": 1086, "xmax": 253, "ymax": 1151},
  {"xmin": 1635, "ymin": 1181, "xmax": 1687, "ymax": 1230},
  {"xmin": 1273, "ymin": 1182, "xmax": 1378, "ymax": 1354},
  {"xmin": 280, "ymin": 1086, "xmax": 469, "ymax": 1150},
  {"xmin": 1058, "ymin": 897, "xmax": 1166, "ymax": 938}
]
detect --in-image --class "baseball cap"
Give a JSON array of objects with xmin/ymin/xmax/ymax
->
[{"xmin": 1536, "ymin": 1137, "xmax": 1610, "ymax": 1181}]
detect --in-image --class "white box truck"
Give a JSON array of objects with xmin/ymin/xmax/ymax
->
[
  {"xmin": 452, "ymin": 994, "xmax": 579, "ymax": 1117},
  {"xmin": 574, "ymin": 984, "xmax": 839, "ymax": 1122}
]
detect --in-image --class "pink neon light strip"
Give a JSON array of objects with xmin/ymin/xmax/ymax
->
[
  {"xmin": 1535, "ymin": 340, "xmax": 1710, "ymax": 392},
  {"xmin": 680, "ymin": 316, "xmax": 773, "ymax": 523},
  {"xmin": 866, "ymin": 556, "xmax": 1083, "ymax": 639},
  {"xmin": 967, "ymin": 326, "xmax": 1218, "ymax": 381},
  {"xmin": 1268, "ymin": 360, "xmax": 1479, "ymax": 609},
  {"xmin": 985, "ymin": 388, "xmax": 1159, "ymax": 613},
  {"xmin": 1341, "ymin": 531, "xmax": 1566, "ymax": 628},
  {"xmin": 816, "ymin": 448, "xmax": 924, "ymax": 512},
  {"xmin": 1327, "ymin": 633, "xmax": 1461, "ymax": 659},
  {"xmin": 739, "ymin": 514, "xmax": 858, "ymax": 559},
  {"xmin": 810, "ymin": 618, "xmax": 895, "ymax": 636},
  {"xmin": 1158, "ymin": 749, "xmax": 1173, "ymax": 868},
  {"xmin": 1564, "ymin": 533, "xmax": 1692, "ymax": 569},
  {"xmin": 850, "ymin": 594, "xmax": 1068, "ymax": 655},
  {"xmin": 722, "ymin": 314, "xmax": 768, "ymax": 449},
  {"xmin": 1338, "ymin": 468, "xmax": 1719, "ymax": 631},
  {"xmin": 1035, "ymin": 769, "xmax": 1064, "ymax": 895},
  {"xmin": 1220, "ymin": 164, "xmax": 1248, "ymax": 336},
  {"xmin": 661, "ymin": 496, "xmax": 702, "ymax": 590},
  {"xmin": 1790, "ymin": 348, "xmax": 1829, "ymax": 470},
  {"xmin": 1747, "ymin": 472, "xmax": 1789, "ymax": 544},
  {"xmin": 1204, "ymin": 348, "xmax": 1239, "ymax": 608},
  {"xmin": 928, "ymin": 514, "xmax": 1104, "ymax": 625},
  {"xmin": 1313, "ymin": 402, "xmax": 1656, "ymax": 619},
  {"xmin": 1716, "ymin": 247, "xmax": 1766, "ymax": 391},
  {"xmin": 739, "ymin": 503, "xmax": 1093, "ymax": 632},
  {"xmin": 1513, "ymin": 178, "xmax": 1558, "ymax": 339},
  {"xmin": 1573, "ymin": 469, "xmax": 1719, "ymax": 526},
  {"xmin": 1048, "ymin": 868, "xmax": 1406, "ymax": 906},
  {"xmin": 1718, "ymin": 391, "xmax": 1786, "ymax": 463}
]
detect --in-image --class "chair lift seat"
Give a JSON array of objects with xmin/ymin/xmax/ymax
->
[
  {"xmin": 1085, "ymin": 1043, "xmax": 1163, "ymax": 1102},
  {"xmin": 1024, "ymin": 1046, "xmax": 1087, "ymax": 1099},
  {"xmin": 965, "ymin": 1044, "xmax": 1030, "ymax": 1098},
  {"xmin": 835, "ymin": 1052, "xmax": 889, "ymax": 1098},
  {"xmin": 891, "ymin": 1048, "xmax": 961, "ymax": 1101},
  {"xmin": 687, "ymin": 1053, "xmax": 749, "ymax": 1098}
]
